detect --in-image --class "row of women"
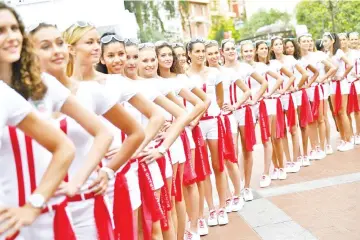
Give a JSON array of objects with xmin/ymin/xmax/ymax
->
[{"xmin": 1, "ymin": 2, "xmax": 359, "ymax": 240}]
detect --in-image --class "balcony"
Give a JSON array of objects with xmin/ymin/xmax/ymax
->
[
  {"xmin": 189, "ymin": 0, "xmax": 209, "ymax": 4},
  {"xmin": 189, "ymin": 15, "xmax": 210, "ymax": 24}
]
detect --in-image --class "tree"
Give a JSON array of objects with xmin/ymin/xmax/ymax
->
[
  {"xmin": 295, "ymin": 0, "xmax": 360, "ymax": 39},
  {"xmin": 208, "ymin": 16, "xmax": 240, "ymax": 42},
  {"xmin": 238, "ymin": 9, "xmax": 291, "ymax": 39},
  {"xmin": 179, "ymin": 0, "xmax": 191, "ymax": 37},
  {"xmin": 124, "ymin": 0, "xmax": 176, "ymax": 42}
]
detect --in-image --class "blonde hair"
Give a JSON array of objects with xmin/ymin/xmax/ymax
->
[{"xmin": 62, "ymin": 25, "xmax": 95, "ymax": 77}]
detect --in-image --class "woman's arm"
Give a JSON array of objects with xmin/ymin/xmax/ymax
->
[
  {"xmin": 305, "ymin": 64, "xmax": 319, "ymax": 86},
  {"xmin": 281, "ymin": 66, "xmax": 299, "ymax": 91},
  {"xmin": 0, "ymin": 113, "xmax": 75, "ymax": 238},
  {"xmin": 177, "ymin": 88, "xmax": 206, "ymax": 121},
  {"xmin": 319, "ymin": 59, "xmax": 337, "ymax": 83},
  {"xmin": 250, "ymin": 72, "xmax": 268, "ymax": 102},
  {"xmin": 60, "ymin": 96, "xmax": 113, "ymax": 194},
  {"xmin": 223, "ymin": 79, "xmax": 251, "ymax": 111},
  {"xmin": 215, "ymin": 82, "xmax": 224, "ymax": 109},
  {"xmin": 266, "ymin": 71, "xmax": 284, "ymax": 96},
  {"xmin": 102, "ymin": 104, "xmax": 145, "ymax": 171},
  {"xmin": 341, "ymin": 55, "xmax": 354, "ymax": 79},
  {"xmin": 128, "ymin": 94, "xmax": 165, "ymax": 155}
]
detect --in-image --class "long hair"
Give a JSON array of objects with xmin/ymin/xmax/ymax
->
[
  {"xmin": 269, "ymin": 37, "xmax": 284, "ymax": 60},
  {"xmin": 324, "ymin": 32, "xmax": 341, "ymax": 56},
  {"xmin": 284, "ymin": 38, "xmax": 301, "ymax": 60},
  {"xmin": 155, "ymin": 43, "xmax": 182, "ymax": 75},
  {"xmin": 0, "ymin": 3, "xmax": 47, "ymax": 100},
  {"xmin": 96, "ymin": 32, "xmax": 124, "ymax": 74},
  {"xmin": 254, "ymin": 40, "xmax": 270, "ymax": 64},
  {"xmin": 62, "ymin": 24, "xmax": 95, "ymax": 77}
]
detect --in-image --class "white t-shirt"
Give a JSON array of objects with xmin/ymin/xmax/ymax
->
[
  {"xmin": 0, "ymin": 81, "xmax": 32, "ymax": 149},
  {"xmin": 346, "ymin": 49, "xmax": 360, "ymax": 82},
  {"xmin": 247, "ymin": 62, "xmax": 268, "ymax": 99},
  {"xmin": 219, "ymin": 66, "xmax": 235, "ymax": 105},
  {"xmin": 189, "ymin": 67, "xmax": 222, "ymax": 117},
  {"xmin": 228, "ymin": 62, "xmax": 255, "ymax": 105},
  {"xmin": 329, "ymin": 49, "xmax": 346, "ymax": 78},
  {"xmin": 0, "ymin": 73, "xmax": 71, "ymax": 207},
  {"xmin": 271, "ymin": 56, "xmax": 298, "ymax": 89},
  {"xmin": 59, "ymin": 81, "xmax": 116, "ymax": 189},
  {"xmin": 300, "ymin": 52, "xmax": 325, "ymax": 86}
]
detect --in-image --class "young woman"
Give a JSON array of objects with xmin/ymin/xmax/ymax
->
[
  {"xmin": 31, "ymin": 23, "xmax": 145, "ymax": 239},
  {"xmin": 339, "ymin": 33, "xmax": 360, "ymax": 145},
  {"xmin": 221, "ymin": 39, "xmax": 261, "ymax": 200},
  {"xmin": 284, "ymin": 39, "xmax": 300, "ymax": 60},
  {"xmin": 124, "ymin": 41, "xmax": 193, "ymax": 240},
  {"xmin": 323, "ymin": 32, "xmax": 353, "ymax": 151},
  {"xmin": 155, "ymin": 41, "xmax": 206, "ymax": 240},
  {"xmin": 185, "ymin": 38, "xmax": 232, "ymax": 230},
  {"xmin": 205, "ymin": 40, "xmax": 247, "ymax": 212},
  {"xmin": 0, "ymin": 81, "xmax": 75, "ymax": 240},
  {"xmin": 173, "ymin": 43, "xmax": 188, "ymax": 73},
  {"xmin": 308, "ymin": 38, "xmax": 335, "ymax": 154},
  {"xmin": 269, "ymin": 36, "xmax": 309, "ymax": 173},
  {"xmin": 0, "ymin": 4, "xmax": 114, "ymax": 239},
  {"xmin": 349, "ymin": 32, "xmax": 360, "ymax": 50}
]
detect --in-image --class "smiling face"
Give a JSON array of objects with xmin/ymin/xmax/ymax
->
[
  {"xmin": 124, "ymin": 45, "xmax": 139, "ymax": 78},
  {"xmin": 322, "ymin": 35, "xmax": 333, "ymax": 51},
  {"xmin": 205, "ymin": 45, "xmax": 220, "ymax": 66},
  {"xmin": 339, "ymin": 34, "xmax": 348, "ymax": 50},
  {"xmin": 285, "ymin": 41, "xmax": 295, "ymax": 56},
  {"xmin": 70, "ymin": 28, "xmax": 101, "ymax": 66},
  {"xmin": 101, "ymin": 41, "xmax": 126, "ymax": 74},
  {"xmin": 222, "ymin": 41, "xmax": 236, "ymax": 62},
  {"xmin": 138, "ymin": 48, "xmax": 158, "ymax": 78},
  {"xmin": 349, "ymin": 33, "xmax": 359, "ymax": 49},
  {"xmin": 299, "ymin": 36, "xmax": 310, "ymax": 52},
  {"xmin": 188, "ymin": 42, "xmax": 205, "ymax": 65},
  {"xmin": 0, "ymin": 9, "xmax": 23, "ymax": 66},
  {"xmin": 157, "ymin": 46, "xmax": 173, "ymax": 70},
  {"xmin": 32, "ymin": 26, "xmax": 68, "ymax": 75},
  {"xmin": 241, "ymin": 43, "xmax": 254, "ymax": 63}
]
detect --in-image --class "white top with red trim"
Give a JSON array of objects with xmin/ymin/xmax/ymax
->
[
  {"xmin": 189, "ymin": 67, "xmax": 222, "ymax": 117},
  {"xmin": 58, "ymin": 81, "xmax": 116, "ymax": 191},
  {"xmin": 0, "ymin": 73, "xmax": 70, "ymax": 207},
  {"xmin": 0, "ymin": 81, "xmax": 32, "ymax": 149},
  {"xmin": 271, "ymin": 56, "xmax": 297, "ymax": 89},
  {"xmin": 247, "ymin": 62, "xmax": 268, "ymax": 99},
  {"xmin": 219, "ymin": 66, "xmax": 235, "ymax": 105},
  {"xmin": 300, "ymin": 52, "xmax": 325, "ymax": 86},
  {"xmin": 329, "ymin": 49, "xmax": 346, "ymax": 78},
  {"xmin": 346, "ymin": 49, "xmax": 360, "ymax": 82}
]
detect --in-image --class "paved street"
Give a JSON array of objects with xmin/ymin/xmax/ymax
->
[{"xmin": 202, "ymin": 114, "xmax": 360, "ymax": 240}]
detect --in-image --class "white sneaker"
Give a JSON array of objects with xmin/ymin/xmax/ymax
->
[
  {"xmin": 302, "ymin": 156, "xmax": 311, "ymax": 167},
  {"xmin": 308, "ymin": 149, "xmax": 318, "ymax": 160},
  {"xmin": 325, "ymin": 145, "xmax": 333, "ymax": 155},
  {"xmin": 271, "ymin": 168, "xmax": 279, "ymax": 180},
  {"xmin": 339, "ymin": 141, "xmax": 354, "ymax": 152},
  {"xmin": 231, "ymin": 196, "xmax": 244, "ymax": 212},
  {"xmin": 260, "ymin": 174, "xmax": 271, "ymax": 188},
  {"xmin": 337, "ymin": 140, "xmax": 346, "ymax": 151},
  {"xmin": 198, "ymin": 219, "xmax": 208, "ymax": 236},
  {"xmin": 217, "ymin": 208, "xmax": 229, "ymax": 225},
  {"xmin": 285, "ymin": 162, "xmax": 293, "ymax": 173},
  {"xmin": 184, "ymin": 230, "xmax": 200, "ymax": 240},
  {"xmin": 279, "ymin": 168, "xmax": 287, "ymax": 180},
  {"xmin": 291, "ymin": 162, "xmax": 300, "ymax": 173},
  {"xmin": 316, "ymin": 147, "xmax": 326, "ymax": 160},
  {"xmin": 355, "ymin": 135, "xmax": 360, "ymax": 145},
  {"xmin": 295, "ymin": 157, "xmax": 303, "ymax": 168},
  {"xmin": 207, "ymin": 210, "xmax": 218, "ymax": 226},
  {"xmin": 225, "ymin": 198, "xmax": 232, "ymax": 213},
  {"xmin": 243, "ymin": 188, "xmax": 254, "ymax": 202}
]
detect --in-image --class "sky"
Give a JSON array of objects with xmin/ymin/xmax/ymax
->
[{"xmin": 244, "ymin": 0, "xmax": 302, "ymax": 17}]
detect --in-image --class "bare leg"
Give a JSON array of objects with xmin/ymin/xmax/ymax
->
[{"xmin": 239, "ymin": 126, "xmax": 253, "ymax": 189}]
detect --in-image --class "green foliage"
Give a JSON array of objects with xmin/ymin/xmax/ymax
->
[
  {"xmin": 295, "ymin": 0, "xmax": 360, "ymax": 39},
  {"xmin": 208, "ymin": 16, "xmax": 240, "ymax": 42},
  {"xmin": 238, "ymin": 9, "xmax": 291, "ymax": 38},
  {"xmin": 124, "ymin": 0, "xmax": 176, "ymax": 42}
]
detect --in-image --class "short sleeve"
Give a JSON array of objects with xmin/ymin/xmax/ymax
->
[
  {"xmin": 335, "ymin": 49, "xmax": 345, "ymax": 60},
  {"xmin": 214, "ymin": 69, "xmax": 222, "ymax": 85},
  {"xmin": 41, "ymin": 73, "xmax": 71, "ymax": 112},
  {"xmin": 1, "ymin": 82, "xmax": 32, "ymax": 126},
  {"xmin": 106, "ymin": 75, "xmax": 137, "ymax": 103},
  {"xmin": 87, "ymin": 82, "xmax": 117, "ymax": 115}
]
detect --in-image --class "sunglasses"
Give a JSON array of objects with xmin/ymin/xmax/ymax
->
[
  {"xmin": 155, "ymin": 40, "xmax": 171, "ymax": 47},
  {"xmin": 338, "ymin": 32, "xmax": 348, "ymax": 38},
  {"xmin": 138, "ymin": 42, "xmax": 155, "ymax": 50},
  {"xmin": 349, "ymin": 32, "xmax": 359, "ymax": 37},
  {"xmin": 189, "ymin": 37, "xmax": 205, "ymax": 43},
  {"xmin": 100, "ymin": 34, "xmax": 125, "ymax": 44},
  {"xmin": 323, "ymin": 32, "xmax": 334, "ymax": 40},
  {"xmin": 240, "ymin": 40, "xmax": 253, "ymax": 46},
  {"xmin": 124, "ymin": 38, "xmax": 140, "ymax": 45},
  {"xmin": 67, "ymin": 21, "xmax": 94, "ymax": 36},
  {"xmin": 270, "ymin": 35, "xmax": 283, "ymax": 41}
]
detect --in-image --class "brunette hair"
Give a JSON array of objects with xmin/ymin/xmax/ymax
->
[
  {"xmin": 204, "ymin": 40, "xmax": 219, "ymax": 66},
  {"xmin": 185, "ymin": 39, "xmax": 205, "ymax": 64},
  {"xmin": 269, "ymin": 37, "xmax": 284, "ymax": 60},
  {"xmin": 324, "ymin": 32, "xmax": 341, "ymax": 55},
  {"xmin": 0, "ymin": 3, "xmax": 47, "ymax": 100},
  {"xmin": 284, "ymin": 38, "xmax": 300, "ymax": 59},
  {"xmin": 254, "ymin": 40, "xmax": 270, "ymax": 64},
  {"xmin": 155, "ymin": 42, "xmax": 182, "ymax": 75},
  {"xmin": 96, "ymin": 32, "xmax": 125, "ymax": 74}
]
